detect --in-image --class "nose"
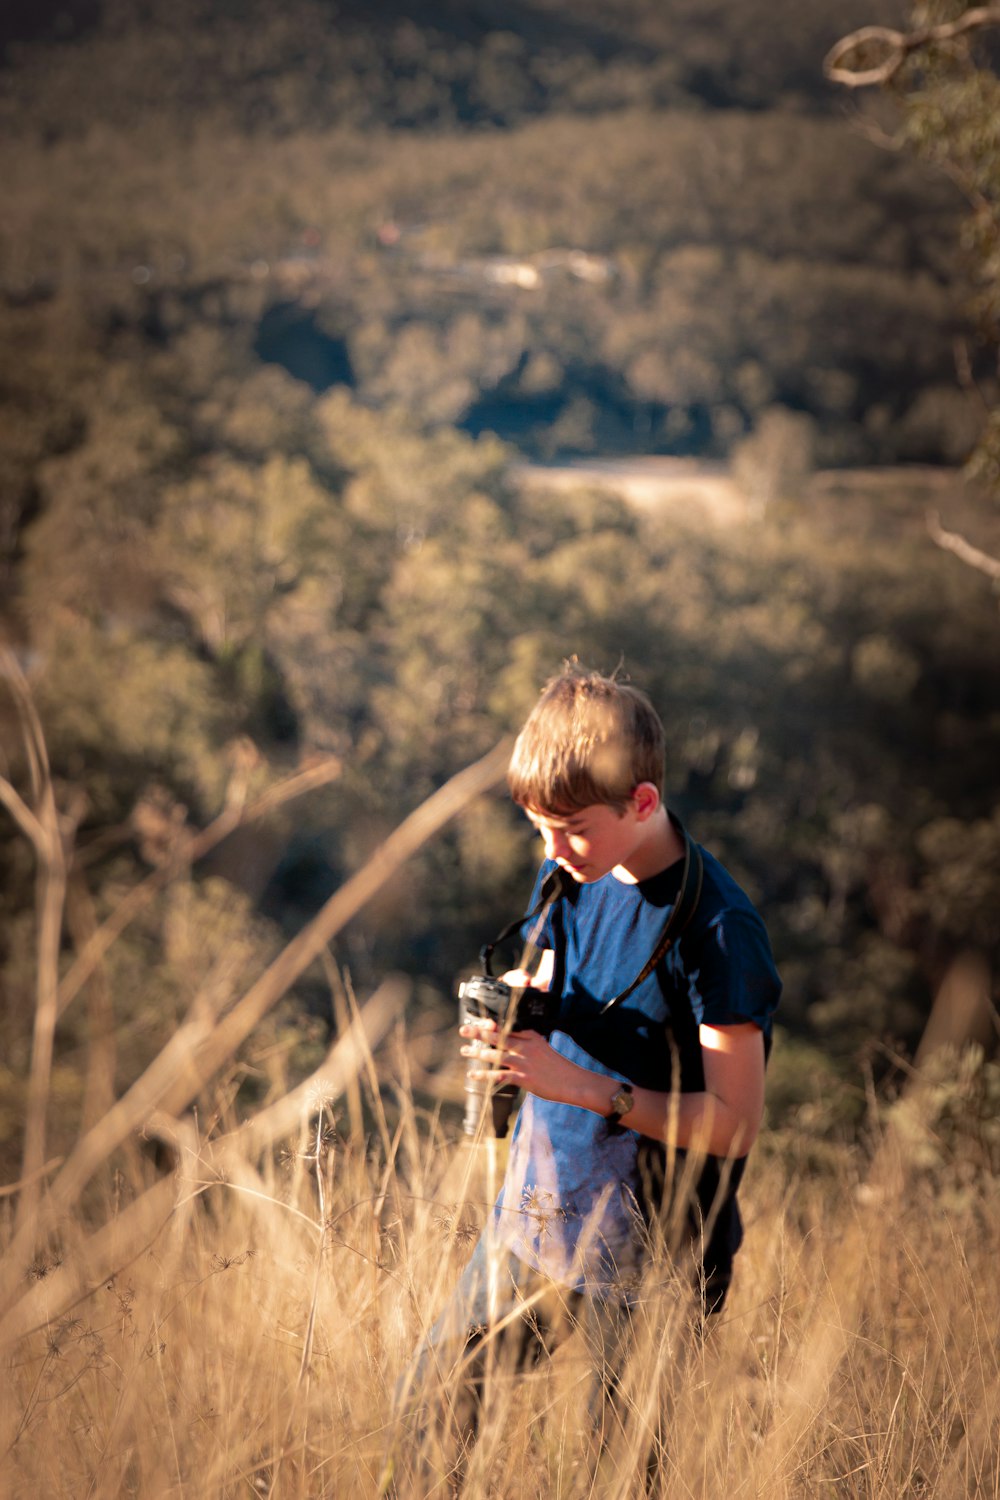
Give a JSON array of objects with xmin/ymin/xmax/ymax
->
[{"xmin": 543, "ymin": 827, "xmax": 570, "ymax": 862}]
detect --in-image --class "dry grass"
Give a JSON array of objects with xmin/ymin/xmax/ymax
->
[
  {"xmin": 1, "ymin": 1060, "xmax": 997, "ymax": 1500},
  {"xmin": 2, "ymin": 680, "xmax": 996, "ymax": 1498}
]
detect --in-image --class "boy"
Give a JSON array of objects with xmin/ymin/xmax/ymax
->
[{"xmin": 409, "ymin": 665, "xmax": 780, "ymax": 1459}]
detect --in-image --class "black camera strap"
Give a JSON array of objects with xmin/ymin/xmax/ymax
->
[
  {"xmin": 480, "ymin": 816, "xmax": 704, "ymax": 1010},
  {"xmin": 600, "ymin": 817, "xmax": 704, "ymax": 1014},
  {"xmin": 479, "ymin": 865, "xmax": 570, "ymax": 978}
]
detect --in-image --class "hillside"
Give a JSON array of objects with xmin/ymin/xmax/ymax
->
[
  {"xmin": 1, "ymin": 0, "xmax": 998, "ymax": 1176},
  {"xmin": 1, "ymin": 0, "xmax": 907, "ymax": 130},
  {"xmin": 1, "ymin": 10, "xmax": 998, "ymax": 1495}
]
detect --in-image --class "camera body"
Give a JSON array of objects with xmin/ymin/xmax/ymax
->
[
  {"xmin": 457, "ymin": 974, "xmax": 558, "ymax": 1038},
  {"xmin": 457, "ymin": 975, "xmax": 560, "ymax": 1138}
]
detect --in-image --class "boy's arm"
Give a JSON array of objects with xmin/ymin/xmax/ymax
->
[
  {"xmin": 462, "ymin": 1019, "xmax": 766, "ymax": 1158},
  {"xmin": 659, "ymin": 1022, "xmax": 766, "ymax": 1156}
]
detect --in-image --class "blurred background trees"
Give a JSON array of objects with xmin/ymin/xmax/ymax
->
[
  {"xmin": 1, "ymin": 0, "xmax": 998, "ymax": 1175},
  {"xmin": 826, "ymin": 0, "xmax": 1000, "ymax": 499}
]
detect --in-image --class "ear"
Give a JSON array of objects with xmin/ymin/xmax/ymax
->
[{"xmin": 630, "ymin": 782, "xmax": 660, "ymax": 821}]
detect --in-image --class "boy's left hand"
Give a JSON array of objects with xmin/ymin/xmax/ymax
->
[{"xmin": 460, "ymin": 1018, "xmax": 588, "ymax": 1104}]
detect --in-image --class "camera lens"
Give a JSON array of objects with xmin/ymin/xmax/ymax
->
[{"xmin": 458, "ymin": 977, "xmax": 518, "ymax": 1137}]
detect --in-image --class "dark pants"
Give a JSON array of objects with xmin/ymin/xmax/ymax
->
[
  {"xmin": 390, "ymin": 1214, "xmax": 730, "ymax": 1493},
  {"xmin": 391, "ymin": 1235, "xmax": 656, "ymax": 1495}
]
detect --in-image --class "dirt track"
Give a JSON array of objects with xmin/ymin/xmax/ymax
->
[{"xmin": 511, "ymin": 456, "xmax": 996, "ymax": 550}]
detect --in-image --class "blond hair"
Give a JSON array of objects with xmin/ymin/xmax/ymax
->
[{"xmin": 508, "ymin": 665, "xmax": 665, "ymax": 814}]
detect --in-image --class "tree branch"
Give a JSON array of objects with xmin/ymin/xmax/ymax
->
[
  {"xmin": 0, "ymin": 774, "xmax": 45, "ymax": 847},
  {"xmin": 0, "ymin": 978, "xmax": 406, "ymax": 1346},
  {"xmin": 927, "ymin": 508, "xmax": 1000, "ymax": 581},
  {"xmin": 0, "ymin": 650, "xmax": 78, "ymax": 1235},
  {"xmin": 55, "ymin": 753, "xmax": 343, "ymax": 1021},
  {"xmin": 824, "ymin": 8, "xmax": 1000, "ymax": 88},
  {"xmin": 0, "ymin": 737, "xmax": 512, "ymax": 1293}
]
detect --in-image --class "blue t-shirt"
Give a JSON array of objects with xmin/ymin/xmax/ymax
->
[{"xmin": 491, "ymin": 841, "xmax": 781, "ymax": 1296}]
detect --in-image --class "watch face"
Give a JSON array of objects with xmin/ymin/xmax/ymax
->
[{"xmin": 610, "ymin": 1085, "xmax": 634, "ymax": 1116}]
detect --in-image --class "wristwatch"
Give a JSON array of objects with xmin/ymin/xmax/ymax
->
[{"xmin": 606, "ymin": 1083, "xmax": 635, "ymax": 1129}]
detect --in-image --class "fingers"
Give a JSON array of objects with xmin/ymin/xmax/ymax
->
[
  {"xmin": 459, "ymin": 1019, "xmax": 545, "ymax": 1087},
  {"xmin": 461, "ymin": 1035, "xmax": 523, "ymax": 1084},
  {"xmin": 500, "ymin": 968, "xmax": 534, "ymax": 987},
  {"xmin": 460, "ymin": 1041, "xmax": 513, "ymax": 1064},
  {"xmin": 459, "ymin": 1017, "xmax": 499, "ymax": 1040},
  {"xmin": 459, "ymin": 1020, "xmax": 540, "ymax": 1042}
]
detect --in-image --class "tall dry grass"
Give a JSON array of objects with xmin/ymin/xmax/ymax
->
[
  {"xmin": 1, "ymin": 1046, "xmax": 998, "ymax": 1500},
  {"xmin": 1, "ymin": 663, "xmax": 997, "ymax": 1498}
]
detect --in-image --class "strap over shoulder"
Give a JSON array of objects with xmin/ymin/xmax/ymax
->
[
  {"xmin": 479, "ymin": 814, "xmax": 704, "ymax": 1002},
  {"xmin": 599, "ymin": 814, "xmax": 703, "ymax": 1014},
  {"xmin": 479, "ymin": 864, "xmax": 573, "ymax": 977}
]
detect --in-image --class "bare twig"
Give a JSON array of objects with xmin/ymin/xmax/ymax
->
[
  {"xmin": 0, "ymin": 649, "xmax": 45, "ymax": 800},
  {"xmin": 824, "ymin": 8, "xmax": 1000, "ymax": 88},
  {"xmin": 0, "ymin": 650, "xmax": 80, "ymax": 1235},
  {"xmin": 953, "ymin": 337, "xmax": 985, "ymax": 410},
  {"xmin": 914, "ymin": 949, "xmax": 995, "ymax": 1063},
  {"xmin": 0, "ymin": 978, "xmax": 407, "ymax": 1345},
  {"xmin": 153, "ymin": 737, "xmax": 512, "ymax": 1120},
  {"xmin": 927, "ymin": 508, "xmax": 1000, "ymax": 581},
  {"xmin": 65, "ymin": 874, "xmax": 118, "ymax": 1133},
  {"xmin": 267, "ymin": 1093, "xmax": 336, "ymax": 1499},
  {"xmin": 0, "ymin": 1159, "xmax": 63, "ymax": 1200},
  {"xmin": 0, "ymin": 738, "xmax": 512, "ymax": 1294},
  {"xmin": 56, "ymin": 753, "xmax": 344, "ymax": 1021},
  {"xmin": 0, "ymin": 776, "xmax": 45, "ymax": 847}
]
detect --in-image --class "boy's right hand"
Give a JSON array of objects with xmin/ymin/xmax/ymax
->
[
  {"xmin": 500, "ymin": 968, "xmax": 535, "ymax": 990},
  {"xmin": 501, "ymin": 947, "xmax": 554, "ymax": 992}
]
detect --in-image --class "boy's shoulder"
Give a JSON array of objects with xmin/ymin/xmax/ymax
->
[
  {"xmin": 696, "ymin": 844, "xmax": 765, "ymax": 918},
  {"xmin": 532, "ymin": 833, "xmax": 772, "ymax": 952}
]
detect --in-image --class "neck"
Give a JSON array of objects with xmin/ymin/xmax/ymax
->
[{"xmin": 613, "ymin": 807, "xmax": 686, "ymax": 884}]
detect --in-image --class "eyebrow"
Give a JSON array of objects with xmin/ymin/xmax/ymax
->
[{"xmin": 527, "ymin": 811, "xmax": 585, "ymax": 830}]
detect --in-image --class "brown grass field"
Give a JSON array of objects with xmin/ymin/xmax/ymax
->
[
  {"xmin": 1, "ymin": 1017, "xmax": 997, "ymax": 1500},
  {"xmin": 1, "ymin": 679, "xmax": 997, "ymax": 1498}
]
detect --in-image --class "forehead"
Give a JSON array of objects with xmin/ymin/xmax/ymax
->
[{"xmin": 524, "ymin": 804, "xmax": 600, "ymax": 829}]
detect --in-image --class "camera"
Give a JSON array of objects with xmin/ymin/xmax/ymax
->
[
  {"xmin": 457, "ymin": 974, "xmax": 559, "ymax": 1138},
  {"xmin": 458, "ymin": 974, "xmax": 558, "ymax": 1037}
]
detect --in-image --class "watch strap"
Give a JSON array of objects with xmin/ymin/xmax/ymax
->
[{"xmin": 606, "ymin": 1083, "xmax": 635, "ymax": 1130}]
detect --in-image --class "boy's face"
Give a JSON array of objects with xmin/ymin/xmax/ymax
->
[{"xmin": 524, "ymin": 800, "xmax": 643, "ymax": 883}]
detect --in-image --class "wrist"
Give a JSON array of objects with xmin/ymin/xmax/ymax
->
[
  {"xmin": 579, "ymin": 1072, "xmax": 634, "ymax": 1122},
  {"xmin": 605, "ymin": 1082, "xmax": 635, "ymax": 1129}
]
